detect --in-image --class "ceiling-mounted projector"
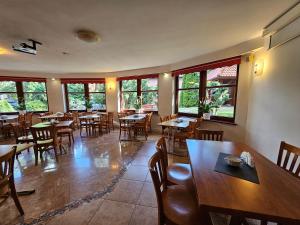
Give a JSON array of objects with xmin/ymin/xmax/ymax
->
[{"xmin": 12, "ymin": 39, "xmax": 42, "ymax": 55}]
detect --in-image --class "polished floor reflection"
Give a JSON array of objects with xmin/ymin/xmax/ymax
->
[{"xmin": 0, "ymin": 130, "xmax": 158, "ymax": 225}]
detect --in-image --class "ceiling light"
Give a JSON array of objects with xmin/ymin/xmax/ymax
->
[{"xmin": 75, "ymin": 29, "xmax": 100, "ymax": 43}]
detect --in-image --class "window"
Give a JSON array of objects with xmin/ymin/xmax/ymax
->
[
  {"xmin": 119, "ymin": 75, "xmax": 158, "ymax": 111},
  {"xmin": 0, "ymin": 78, "xmax": 48, "ymax": 113},
  {"xmin": 63, "ymin": 79, "xmax": 106, "ymax": 112},
  {"xmin": 0, "ymin": 81, "xmax": 18, "ymax": 113},
  {"xmin": 177, "ymin": 73, "xmax": 200, "ymax": 115},
  {"xmin": 89, "ymin": 83, "xmax": 106, "ymax": 110},
  {"xmin": 23, "ymin": 82, "xmax": 48, "ymax": 112},
  {"xmin": 174, "ymin": 57, "xmax": 240, "ymax": 123},
  {"xmin": 66, "ymin": 83, "xmax": 86, "ymax": 110},
  {"xmin": 206, "ymin": 65, "xmax": 238, "ymax": 119}
]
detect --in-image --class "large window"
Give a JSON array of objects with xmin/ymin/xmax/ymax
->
[
  {"xmin": 23, "ymin": 82, "xmax": 48, "ymax": 112},
  {"xmin": 174, "ymin": 59, "xmax": 240, "ymax": 123},
  {"xmin": 63, "ymin": 80, "xmax": 106, "ymax": 111},
  {"xmin": 119, "ymin": 75, "xmax": 158, "ymax": 111},
  {"xmin": 0, "ymin": 79, "xmax": 48, "ymax": 113},
  {"xmin": 0, "ymin": 81, "xmax": 18, "ymax": 113}
]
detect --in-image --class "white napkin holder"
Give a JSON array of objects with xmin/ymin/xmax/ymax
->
[{"xmin": 240, "ymin": 151, "xmax": 255, "ymax": 168}]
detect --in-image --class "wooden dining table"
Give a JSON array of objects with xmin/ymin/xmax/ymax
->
[
  {"xmin": 186, "ymin": 140, "xmax": 300, "ymax": 225},
  {"xmin": 158, "ymin": 117, "xmax": 197, "ymax": 155},
  {"xmin": 32, "ymin": 120, "xmax": 74, "ymax": 129}
]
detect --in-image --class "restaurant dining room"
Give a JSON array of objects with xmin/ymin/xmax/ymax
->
[{"xmin": 0, "ymin": 1, "xmax": 299, "ymax": 225}]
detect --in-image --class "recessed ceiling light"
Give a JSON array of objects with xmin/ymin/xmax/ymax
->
[{"xmin": 75, "ymin": 29, "xmax": 100, "ymax": 43}]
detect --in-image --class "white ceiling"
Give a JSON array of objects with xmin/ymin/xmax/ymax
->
[{"xmin": 0, "ymin": 0, "xmax": 296, "ymax": 73}]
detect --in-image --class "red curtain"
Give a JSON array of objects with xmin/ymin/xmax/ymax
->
[
  {"xmin": 0, "ymin": 76, "xmax": 46, "ymax": 82},
  {"xmin": 60, "ymin": 78, "xmax": 105, "ymax": 84},
  {"xmin": 116, "ymin": 74, "xmax": 159, "ymax": 81},
  {"xmin": 172, "ymin": 56, "xmax": 241, "ymax": 76}
]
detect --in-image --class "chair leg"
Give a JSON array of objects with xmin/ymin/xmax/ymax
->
[
  {"xmin": 71, "ymin": 133, "xmax": 74, "ymax": 142},
  {"xmin": 9, "ymin": 178, "xmax": 24, "ymax": 215},
  {"xmin": 68, "ymin": 134, "xmax": 71, "ymax": 146},
  {"xmin": 53, "ymin": 146, "xmax": 59, "ymax": 162},
  {"xmin": 34, "ymin": 148, "xmax": 38, "ymax": 166}
]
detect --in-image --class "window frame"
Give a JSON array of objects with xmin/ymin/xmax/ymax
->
[
  {"xmin": 64, "ymin": 82, "xmax": 107, "ymax": 112},
  {"xmin": 174, "ymin": 65, "xmax": 239, "ymax": 123},
  {"xmin": 119, "ymin": 77, "xmax": 159, "ymax": 112},
  {"xmin": 0, "ymin": 80, "xmax": 49, "ymax": 114}
]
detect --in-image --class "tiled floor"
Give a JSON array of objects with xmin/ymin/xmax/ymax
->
[{"xmin": 0, "ymin": 129, "xmax": 188, "ymax": 225}]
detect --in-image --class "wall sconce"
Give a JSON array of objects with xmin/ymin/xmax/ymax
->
[
  {"xmin": 51, "ymin": 78, "xmax": 56, "ymax": 81},
  {"xmin": 106, "ymin": 78, "xmax": 116, "ymax": 91},
  {"xmin": 163, "ymin": 73, "xmax": 170, "ymax": 78},
  {"xmin": 253, "ymin": 59, "xmax": 264, "ymax": 76}
]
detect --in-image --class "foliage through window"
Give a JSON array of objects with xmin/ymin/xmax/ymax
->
[
  {"xmin": 23, "ymin": 82, "xmax": 48, "ymax": 112},
  {"xmin": 0, "ymin": 81, "xmax": 18, "ymax": 113},
  {"xmin": 64, "ymin": 82, "xmax": 106, "ymax": 111},
  {"xmin": 0, "ymin": 80, "xmax": 48, "ymax": 113},
  {"xmin": 120, "ymin": 76, "xmax": 158, "ymax": 111},
  {"xmin": 175, "ymin": 64, "xmax": 239, "ymax": 122}
]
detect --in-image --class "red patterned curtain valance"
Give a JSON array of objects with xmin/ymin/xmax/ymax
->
[
  {"xmin": 172, "ymin": 56, "xmax": 241, "ymax": 76},
  {"xmin": 0, "ymin": 76, "xmax": 46, "ymax": 82},
  {"xmin": 60, "ymin": 78, "xmax": 105, "ymax": 84},
  {"xmin": 116, "ymin": 74, "xmax": 159, "ymax": 81}
]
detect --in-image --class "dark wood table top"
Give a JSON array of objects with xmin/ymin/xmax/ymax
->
[
  {"xmin": 0, "ymin": 144, "xmax": 34, "ymax": 158},
  {"xmin": 186, "ymin": 140, "xmax": 300, "ymax": 224},
  {"xmin": 32, "ymin": 120, "xmax": 73, "ymax": 128}
]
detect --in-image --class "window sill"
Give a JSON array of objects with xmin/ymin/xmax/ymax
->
[{"xmin": 202, "ymin": 119, "xmax": 237, "ymax": 126}]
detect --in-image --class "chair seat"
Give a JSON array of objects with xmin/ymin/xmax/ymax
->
[
  {"xmin": 57, "ymin": 128, "xmax": 73, "ymax": 134},
  {"xmin": 17, "ymin": 135, "xmax": 34, "ymax": 142},
  {"xmin": 37, "ymin": 139, "xmax": 54, "ymax": 145},
  {"xmin": 162, "ymin": 185, "xmax": 200, "ymax": 225},
  {"xmin": 167, "ymin": 163, "xmax": 193, "ymax": 187}
]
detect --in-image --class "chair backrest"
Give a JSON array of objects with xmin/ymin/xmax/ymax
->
[
  {"xmin": 13, "ymin": 122, "xmax": 29, "ymax": 141},
  {"xmin": 277, "ymin": 141, "xmax": 300, "ymax": 178},
  {"xmin": 18, "ymin": 114, "xmax": 26, "ymax": 123},
  {"xmin": 30, "ymin": 125, "xmax": 56, "ymax": 144},
  {"xmin": 170, "ymin": 114, "xmax": 177, "ymax": 119},
  {"xmin": 147, "ymin": 112, "xmax": 153, "ymax": 123},
  {"xmin": 148, "ymin": 151, "xmax": 168, "ymax": 221},
  {"xmin": 156, "ymin": 137, "xmax": 168, "ymax": 168},
  {"xmin": 108, "ymin": 112, "xmax": 114, "ymax": 120},
  {"xmin": 195, "ymin": 129, "xmax": 224, "ymax": 141},
  {"xmin": 25, "ymin": 112, "xmax": 33, "ymax": 125},
  {"xmin": 0, "ymin": 146, "xmax": 17, "ymax": 189}
]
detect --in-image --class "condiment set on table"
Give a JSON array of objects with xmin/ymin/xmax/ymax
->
[{"xmin": 224, "ymin": 151, "xmax": 255, "ymax": 168}]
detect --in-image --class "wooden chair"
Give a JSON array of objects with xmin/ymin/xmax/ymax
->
[
  {"xmin": 91, "ymin": 116, "xmax": 102, "ymax": 136},
  {"xmin": 56, "ymin": 115, "xmax": 75, "ymax": 146},
  {"xmin": 174, "ymin": 121, "xmax": 198, "ymax": 145},
  {"xmin": 148, "ymin": 151, "xmax": 205, "ymax": 225},
  {"xmin": 30, "ymin": 125, "xmax": 60, "ymax": 165},
  {"xmin": 277, "ymin": 141, "xmax": 300, "ymax": 178},
  {"xmin": 133, "ymin": 115, "xmax": 149, "ymax": 140},
  {"xmin": 147, "ymin": 112, "xmax": 153, "ymax": 132},
  {"xmin": 108, "ymin": 112, "xmax": 114, "ymax": 131},
  {"xmin": 79, "ymin": 117, "xmax": 94, "ymax": 136},
  {"xmin": 12, "ymin": 122, "xmax": 34, "ymax": 157},
  {"xmin": 0, "ymin": 146, "xmax": 24, "ymax": 215},
  {"xmin": 25, "ymin": 112, "xmax": 33, "ymax": 128},
  {"xmin": 195, "ymin": 129, "xmax": 224, "ymax": 141},
  {"xmin": 100, "ymin": 114, "xmax": 110, "ymax": 133},
  {"xmin": 156, "ymin": 137, "xmax": 193, "ymax": 188},
  {"xmin": 170, "ymin": 114, "xmax": 177, "ymax": 119},
  {"xmin": 159, "ymin": 115, "xmax": 169, "ymax": 137},
  {"xmin": 118, "ymin": 113, "xmax": 133, "ymax": 140}
]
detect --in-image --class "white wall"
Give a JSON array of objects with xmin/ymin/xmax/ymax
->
[{"xmin": 245, "ymin": 37, "xmax": 300, "ymax": 162}]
